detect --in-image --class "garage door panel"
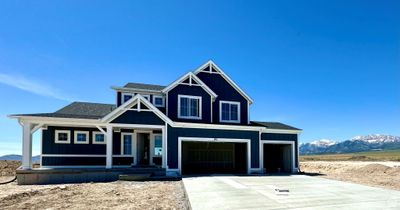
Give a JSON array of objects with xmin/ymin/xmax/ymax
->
[{"xmin": 182, "ymin": 142, "xmax": 246, "ymax": 174}]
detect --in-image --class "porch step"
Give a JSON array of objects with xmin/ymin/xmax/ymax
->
[{"xmin": 119, "ymin": 173, "xmax": 152, "ymax": 181}]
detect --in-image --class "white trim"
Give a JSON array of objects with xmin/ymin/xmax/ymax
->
[
  {"xmin": 74, "ymin": 131, "xmax": 89, "ymax": 144},
  {"xmin": 177, "ymin": 137, "xmax": 251, "ymax": 175},
  {"xmin": 177, "ymin": 95, "xmax": 202, "ymax": 120},
  {"xmin": 260, "ymin": 140, "xmax": 297, "ymax": 173},
  {"xmin": 92, "ymin": 131, "xmax": 106, "ymax": 144},
  {"xmin": 162, "ymin": 72, "xmax": 218, "ymax": 99},
  {"xmin": 193, "ymin": 60, "xmax": 254, "ymax": 104},
  {"xmin": 55, "ymin": 130, "xmax": 71, "ymax": 144},
  {"xmin": 153, "ymin": 95, "xmax": 165, "ymax": 107},
  {"xmin": 163, "ymin": 123, "xmax": 168, "ymax": 169},
  {"xmin": 106, "ymin": 125, "xmax": 113, "ymax": 168},
  {"xmin": 141, "ymin": 94, "xmax": 151, "ymax": 102},
  {"xmin": 121, "ymin": 92, "xmax": 134, "ymax": 104},
  {"xmin": 219, "ymin": 100, "xmax": 241, "ymax": 123},
  {"xmin": 112, "ymin": 86, "xmax": 163, "ymax": 94}
]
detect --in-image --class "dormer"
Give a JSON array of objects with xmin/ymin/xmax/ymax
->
[{"xmin": 111, "ymin": 83, "xmax": 167, "ymax": 113}]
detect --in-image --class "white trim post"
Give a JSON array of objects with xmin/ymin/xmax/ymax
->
[
  {"xmin": 162, "ymin": 126, "xmax": 167, "ymax": 169},
  {"xmin": 21, "ymin": 122, "xmax": 33, "ymax": 169},
  {"xmin": 106, "ymin": 125, "xmax": 113, "ymax": 169}
]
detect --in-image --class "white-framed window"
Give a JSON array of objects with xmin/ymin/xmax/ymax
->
[
  {"xmin": 154, "ymin": 134, "xmax": 162, "ymax": 156},
  {"xmin": 178, "ymin": 95, "xmax": 202, "ymax": 120},
  {"xmin": 153, "ymin": 95, "xmax": 165, "ymax": 107},
  {"xmin": 121, "ymin": 133, "xmax": 133, "ymax": 155},
  {"xmin": 140, "ymin": 94, "xmax": 151, "ymax": 101},
  {"xmin": 74, "ymin": 131, "xmax": 89, "ymax": 144},
  {"xmin": 121, "ymin": 92, "xmax": 134, "ymax": 104},
  {"xmin": 219, "ymin": 101, "xmax": 241, "ymax": 123},
  {"xmin": 55, "ymin": 130, "xmax": 71, "ymax": 144},
  {"xmin": 92, "ymin": 131, "xmax": 106, "ymax": 144}
]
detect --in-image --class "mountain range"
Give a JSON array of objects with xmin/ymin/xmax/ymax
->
[
  {"xmin": 300, "ymin": 134, "xmax": 400, "ymax": 155},
  {"xmin": 0, "ymin": 154, "xmax": 41, "ymax": 163}
]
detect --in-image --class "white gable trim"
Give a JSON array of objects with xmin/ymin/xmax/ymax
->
[
  {"xmin": 101, "ymin": 94, "xmax": 174, "ymax": 125},
  {"xmin": 194, "ymin": 60, "xmax": 254, "ymax": 104},
  {"xmin": 162, "ymin": 72, "xmax": 218, "ymax": 100}
]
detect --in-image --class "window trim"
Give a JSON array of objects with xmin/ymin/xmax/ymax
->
[
  {"xmin": 178, "ymin": 94, "xmax": 202, "ymax": 120},
  {"xmin": 141, "ymin": 94, "xmax": 151, "ymax": 102},
  {"xmin": 219, "ymin": 100, "xmax": 241, "ymax": 123},
  {"xmin": 121, "ymin": 133, "xmax": 134, "ymax": 156},
  {"xmin": 153, "ymin": 95, "xmax": 165, "ymax": 107},
  {"xmin": 74, "ymin": 131, "xmax": 89, "ymax": 144},
  {"xmin": 121, "ymin": 92, "xmax": 134, "ymax": 104},
  {"xmin": 92, "ymin": 131, "xmax": 106, "ymax": 145},
  {"xmin": 153, "ymin": 134, "xmax": 163, "ymax": 157},
  {"xmin": 55, "ymin": 130, "xmax": 71, "ymax": 144}
]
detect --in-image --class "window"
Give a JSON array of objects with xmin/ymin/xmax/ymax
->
[
  {"xmin": 219, "ymin": 101, "xmax": 240, "ymax": 123},
  {"xmin": 74, "ymin": 131, "xmax": 89, "ymax": 144},
  {"xmin": 154, "ymin": 135, "xmax": 162, "ymax": 156},
  {"xmin": 92, "ymin": 131, "xmax": 105, "ymax": 144},
  {"xmin": 121, "ymin": 133, "xmax": 133, "ymax": 155},
  {"xmin": 153, "ymin": 96, "xmax": 165, "ymax": 107},
  {"xmin": 178, "ymin": 95, "xmax": 201, "ymax": 119},
  {"xmin": 121, "ymin": 92, "xmax": 133, "ymax": 104},
  {"xmin": 55, "ymin": 130, "xmax": 71, "ymax": 144},
  {"xmin": 141, "ymin": 94, "xmax": 150, "ymax": 101}
]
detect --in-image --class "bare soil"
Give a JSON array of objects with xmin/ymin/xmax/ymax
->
[
  {"xmin": 301, "ymin": 161, "xmax": 400, "ymax": 191},
  {"xmin": 0, "ymin": 161, "xmax": 189, "ymax": 209}
]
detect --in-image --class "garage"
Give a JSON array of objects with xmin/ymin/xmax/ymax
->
[
  {"xmin": 181, "ymin": 141, "xmax": 247, "ymax": 174},
  {"xmin": 263, "ymin": 143, "xmax": 293, "ymax": 173}
]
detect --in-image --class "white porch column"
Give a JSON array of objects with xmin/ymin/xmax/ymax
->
[
  {"xmin": 162, "ymin": 125, "xmax": 167, "ymax": 169},
  {"xmin": 106, "ymin": 125, "xmax": 113, "ymax": 169},
  {"xmin": 21, "ymin": 122, "xmax": 33, "ymax": 169}
]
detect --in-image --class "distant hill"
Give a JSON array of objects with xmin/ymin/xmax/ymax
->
[
  {"xmin": 0, "ymin": 154, "xmax": 40, "ymax": 163},
  {"xmin": 300, "ymin": 134, "xmax": 400, "ymax": 155}
]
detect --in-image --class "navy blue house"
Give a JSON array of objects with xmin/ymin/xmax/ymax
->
[{"xmin": 10, "ymin": 61, "xmax": 301, "ymax": 178}]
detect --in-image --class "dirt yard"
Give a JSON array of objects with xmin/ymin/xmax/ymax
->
[
  {"xmin": 301, "ymin": 161, "xmax": 400, "ymax": 191},
  {"xmin": 0, "ymin": 161, "xmax": 189, "ymax": 209}
]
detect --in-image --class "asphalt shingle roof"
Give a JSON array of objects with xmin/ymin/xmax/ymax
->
[
  {"xmin": 123, "ymin": 82, "xmax": 166, "ymax": 91},
  {"xmin": 250, "ymin": 121, "xmax": 301, "ymax": 131},
  {"xmin": 13, "ymin": 102, "xmax": 116, "ymax": 120}
]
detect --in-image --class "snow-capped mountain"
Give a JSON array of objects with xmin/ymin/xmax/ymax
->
[{"xmin": 300, "ymin": 134, "xmax": 400, "ymax": 155}]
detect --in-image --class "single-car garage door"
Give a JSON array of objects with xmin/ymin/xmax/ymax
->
[
  {"xmin": 263, "ymin": 143, "xmax": 293, "ymax": 173},
  {"xmin": 182, "ymin": 142, "xmax": 247, "ymax": 174}
]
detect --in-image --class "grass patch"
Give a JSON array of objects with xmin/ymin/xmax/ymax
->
[{"xmin": 300, "ymin": 149, "xmax": 400, "ymax": 162}]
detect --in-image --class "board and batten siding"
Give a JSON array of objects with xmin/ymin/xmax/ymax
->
[{"xmin": 196, "ymin": 68, "xmax": 249, "ymax": 125}]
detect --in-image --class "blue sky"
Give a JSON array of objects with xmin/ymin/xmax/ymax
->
[{"xmin": 0, "ymin": 1, "xmax": 399, "ymax": 155}]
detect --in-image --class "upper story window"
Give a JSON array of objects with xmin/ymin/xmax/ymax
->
[
  {"xmin": 178, "ymin": 95, "xmax": 202, "ymax": 120},
  {"xmin": 141, "ymin": 94, "xmax": 150, "ymax": 101},
  {"xmin": 153, "ymin": 96, "xmax": 165, "ymax": 107},
  {"xmin": 55, "ymin": 130, "xmax": 71, "ymax": 144},
  {"xmin": 121, "ymin": 92, "xmax": 133, "ymax": 104},
  {"xmin": 219, "ymin": 101, "xmax": 240, "ymax": 123}
]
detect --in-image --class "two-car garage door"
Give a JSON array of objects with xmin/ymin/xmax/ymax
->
[{"xmin": 181, "ymin": 141, "xmax": 247, "ymax": 174}]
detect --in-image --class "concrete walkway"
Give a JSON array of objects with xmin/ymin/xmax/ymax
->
[{"xmin": 182, "ymin": 175, "xmax": 400, "ymax": 210}]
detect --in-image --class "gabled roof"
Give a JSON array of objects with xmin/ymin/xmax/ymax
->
[
  {"xmin": 250, "ymin": 121, "xmax": 301, "ymax": 131},
  {"xmin": 9, "ymin": 102, "xmax": 116, "ymax": 120},
  {"xmin": 162, "ymin": 72, "xmax": 218, "ymax": 99},
  {"xmin": 124, "ymin": 82, "xmax": 166, "ymax": 91},
  {"xmin": 194, "ymin": 60, "xmax": 254, "ymax": 104},
  {"xmin": 101, "ymin": 94, "xmax": 173, "ymax": 125}
]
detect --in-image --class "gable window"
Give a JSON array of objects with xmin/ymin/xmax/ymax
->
[
  {"xmin": 92, "ymin": 131, "xmax": 105, "ymax": 144},
  {"xmin": 74, "ymin": 131, "xmax": 89, "ymax": 144},
  {"xmin": 220, "ymin": 101, "xmax": 240, "ymax": 123},
  {"xmin": 55, "ymin": 130, "xmax": 71, "ymax": 144},
  {"xmin": 153, "ymin": 96, "xmax": 165, "ymax": 107},
  {"xmin": 121, "ymin": 93, "xmax": 133, "ymax": 104},
  {"xmin": 178, "ymin": 95, "xmax": 202, "ymax": 120},
  {"xmin": 121, "ymin": 133, "xmax": 133, "ymax": 155},
  {"xmin": 154, "ymin": 135, "xmax": 162, "ymax": 156}
]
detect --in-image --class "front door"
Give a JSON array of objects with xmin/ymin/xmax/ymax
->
[{"xmin": 137, "ymin": 133, "xmax": 150, "ymax": 166}]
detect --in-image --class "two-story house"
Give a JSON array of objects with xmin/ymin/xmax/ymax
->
[{"xmin": 10, "ymin": 61, "xmax": 301, "ymax": 184}]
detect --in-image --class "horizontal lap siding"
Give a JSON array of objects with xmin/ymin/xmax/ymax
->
[
  {"xmin": 42, "ymin": 157, "xmax": 106, "ymax": 166},
  {"xmin": 167, "ymin": 126, "xmax": 259, "ymax": 169},
  {"xmin": 261, "ymin": 133, "xmax": 299, "ymax": 168}
]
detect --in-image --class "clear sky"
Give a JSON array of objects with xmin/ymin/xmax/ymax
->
[{"xmin": 0, "ymin": 1, "xmax": 399, "ymax": 155}]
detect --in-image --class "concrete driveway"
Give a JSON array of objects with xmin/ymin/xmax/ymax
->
[{"xmin": 182, "ymin": 175, "xmax": 400, "ymax": 210}]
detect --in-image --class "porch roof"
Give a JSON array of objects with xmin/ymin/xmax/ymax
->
[{"xmin": 250, "ymin": 121, "xmax": 301, "ymax": 131}]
